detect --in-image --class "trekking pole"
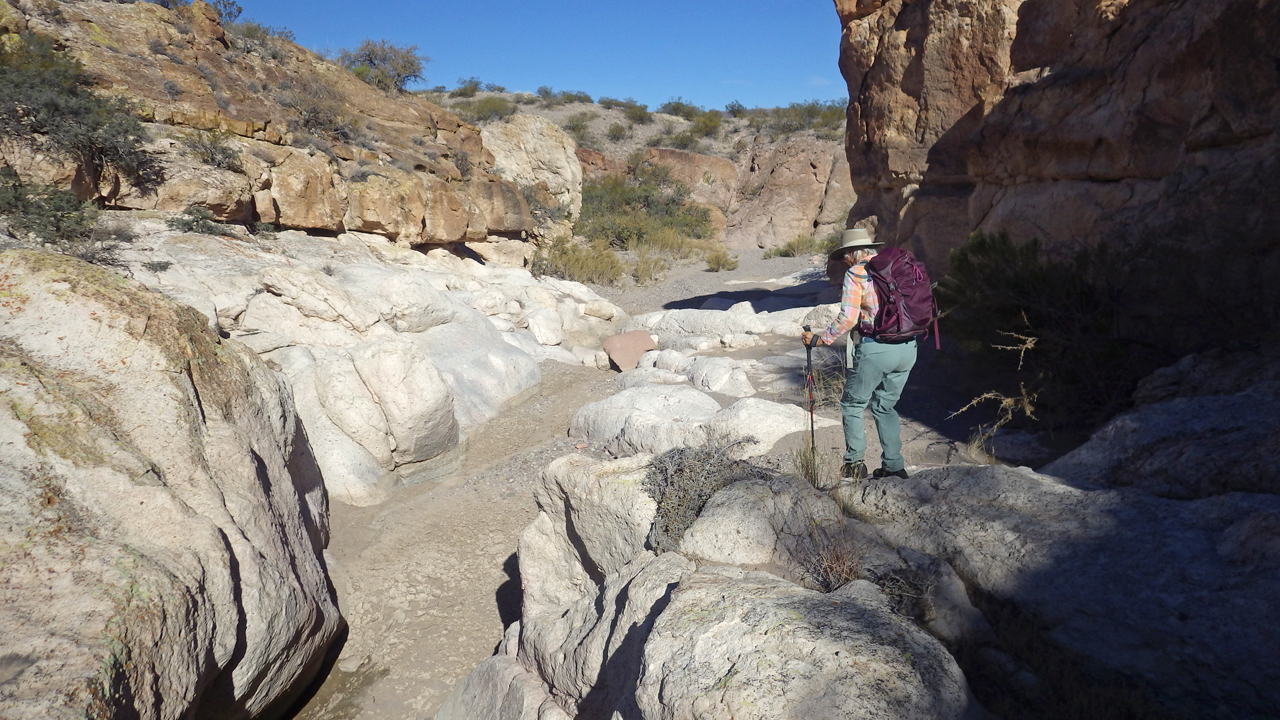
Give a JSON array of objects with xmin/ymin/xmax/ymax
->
[{"xmin": 802, "ymin": 325, "xmax": 816, "ymax": 454}]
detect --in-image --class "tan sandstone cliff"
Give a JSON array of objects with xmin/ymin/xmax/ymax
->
[
  {"xmin": 837, "ymin": 0, "xmax": 1280, "ymax": 352},
  {"xmin": 1, "ymin": 0, "xmax": 536, "ymax": 246}
]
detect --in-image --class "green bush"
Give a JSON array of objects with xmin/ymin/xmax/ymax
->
[
  {"xmin": 605, "ymin": 122, "xmax": 630, "ymax": 141},
  {"xmin": 166, "ymin": 206, "xmax": 224, "ymax": 235},
  {"xmin": 0, "ymin": 33, "xmax": 161, "ymax": 187},
  {"xmin": 531, "ymin": 236, "xmax": 623, "ymax": 285},
  {"xmin": 338, "ymin": 39, "xmax": 426, "ymax": 93},
  {"xmin": 535, "ymin": 86, "xmax": 592, "ymax": 107},
  {"xmin": 938, "ymin": 232, "xmax": 1162, "ymax": 429},
  {"xmin": 181, "ymin": 130, "xmax": 243, "ymax": 173},
  {"xmin": 577, "ymin": 164, "xmax": 712, "ymax": 253},
  {"xmin": 749, "ymin": 99, "xmax": 847, "ymax": 138},
  {"xmin": 449, "ymin": 76, "xmax": 481, "ymax": 98},
  {"xmin": 623, "ymin": 103, "xmax": 652, "ymax": 125},
  {"xmin": 657, "ymin": 97, "xmax": 702, "ymax": 121},
  {"xmin": 562, "ymin": 111, "xmax": 596, "ymax": 145},
  {"xmin": 632, "ymin": 247, "xmax": 668, "ymax": 285},
  {"xmin": 450, "ymin": 96, "xmax": 517, "ymax": 124},
  {"xmin": 648, "ymin": 129, "xmax": 700, "ymax": 151},
  {"xmin": 0, "ymin": 168, "xmax": 136, "ymax": 266},
  {"xmin": 483, "ymin": 82, "xmax": 506, "ymax": 92},
  {"xmin": 689, "ymin": 110, "xmax": 721, "ymax": 138}
]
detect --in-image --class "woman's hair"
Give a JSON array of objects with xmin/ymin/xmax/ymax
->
[{"xmin": 849, "ymin": 248, "xmax": 878, "ymax": 264}]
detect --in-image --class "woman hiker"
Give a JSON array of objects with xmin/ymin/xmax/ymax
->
[{"xmin": 801, "ymin": 228, "xmax": 917, "ymax": 481}]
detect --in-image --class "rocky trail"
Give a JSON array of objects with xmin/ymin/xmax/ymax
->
[{"xmin": 290, "ymin": 254, "xmax": 984, "ymax": 719}]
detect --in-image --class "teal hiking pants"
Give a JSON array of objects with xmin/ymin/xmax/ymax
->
[{"xmin": 841, "ymin": 337, "xmax": 917, "ymax": 471}]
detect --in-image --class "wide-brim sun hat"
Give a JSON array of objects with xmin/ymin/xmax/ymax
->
[{"xmin": 828, "ymin": 227, "xmax": 884, "ymax": 260}]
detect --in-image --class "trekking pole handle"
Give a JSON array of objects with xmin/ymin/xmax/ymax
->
[{"xmin": 802, "ymin": 325, "xmax": 818, "ymax": 348}]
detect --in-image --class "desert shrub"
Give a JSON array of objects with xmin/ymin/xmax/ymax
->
[
  {"xmin": 657, "ymin": 97, "xmax": 702, "ymax": 121},
  {"xmin": 0, "ymin": 167, "xmax": 99, "ymax": 253},
  {"xmin": 750, "ymin": 98, "xmax": 847, "ymax": 138},
  {"xmin": 512, "ymin": 92, "xmax": 538, "ymax": 105},
  {"xmin": 531, "ymin": 236, "xmax": 623, "ymax": 286},
  {"xmin": 162, "ymin": 79, "xmax": 183, "ymax": 98},
  {"xmin": 632, "ymin": 247, "xmax": 667, "ymax": 285},
  {"xmin": 705, "ymin": 248, "xmax": 738, "ymax": 272},
  {"xmin": 226, "ymin": 20, "xmax": 294, "ymax": 44},
  {"xmin": 724, "ymin": 100, "xmax": 747, "ymax": 117},
  {"xmin": 648, "ymin": 129, "xmax": 699, "ymax": 151},
  {"xmin": 452, "ymin": 150, "xmax": 472, "ymax": 180},
  {"xmin": 278, "ymin": 77, "xmax": 359, "ymax": 142},
  {"xmin": 535, "ymin": 86, "xmax": 591, "ymax": 107},
  {"xmin": 208, "ymin": 0, "xmax": 241, "ymax": 23},
  {"xmin": 763, "ymin": 230, "xmax": 842, "ymax": 258},
  {"xmin": 788, "ymin": 443, "xmax": 833, "ymax": 489},
  {"xmin": 483, "ymin": 82, "xmax": 506, "ymax": 92},
  {"xmin": 142, "ymin": 260, "xmax": 173, "ymax": 273},
  {"xmin": 338, "ymin": 39, "xmax": 426, "ymax": 93},
  {"xmin": 938, "ymin": 232, "xmax": 1162, "ymax": 429},
  {"xmin": 450, "ymin": 76, "xmax": 482, "ymax": 98},
  {"xmin": 623, "ymin": 104, "xmax": 651, "ymax": 125},
  {"xmin": 181, "ymin": 130, "xmax": 243, "ymax": 172},
  {"xmin": 577, "ymin": 165, "xmax": 712, "ymax": 263},
  {"xmin": 792, "ymin": 523, "xmax": 864, "ymax": 592},
  {"xmin": 643, "ymin": 435, "xmax": 767, "ymax": 554},
  {"xmin": 689, "ymin": 110, "xmax": 721, "ymax": 138},
  {"xmin": 605, "ymin": 122, "xmax": 629, "ymax": 141},
  {"xmin": 0, "ymin": 33, "xmax": 161, "ymax": 187},
  {"xmin": 166, "ymin": 206, "xmax": 223, "ymax": 234},
  {"xmin": 147, "ymin": 38, "xmax": 167, "ymax": 55},
  {"xmin": 450, "ymin": 96, "xmax": 517, "ymax": 124},
  {"xmin": 562, "ymin": 110, "xmax": 596, "ymax": 145}
]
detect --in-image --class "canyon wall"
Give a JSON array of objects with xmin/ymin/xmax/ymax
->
[{"xmin": 838, "ymin": 0, "xmax": 1280, "ymax": 352}]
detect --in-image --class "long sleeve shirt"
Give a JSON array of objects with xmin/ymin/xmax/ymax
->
[{"xmin": 819, "ymin": 261, "xmax": 879, "ymax": 345}]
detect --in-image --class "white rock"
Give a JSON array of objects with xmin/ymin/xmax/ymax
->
[
  {"xmin": 704, "ymin": 397, "xmax": 839, "ymax": 457},
  {"xmin": 652, "ymin": 348, "xmax": 694, "ymax": 373},
  {"xmin": 525, "ymin": 307, "xmax": 565, "ymax": 346},
  {"xmin": 686, "ymin": 356, "xmax": 756, "ymax": 397},
  {"xmin": 570, "ymin": 385, "xmax": 721, "ymax": 455},
  {"xmin": 412, "ymin": 323, "xmax": 541, "ymax": 431},
  {"xmin": 583, "ymin": 299, "xmax": 622, "ymax": 320},
  {"xmin": 481, "ymin": 115, "xmax": 583, "ymax": 219},
  {"xmin": 348, "ymin": 337, "xmax": 459, "ymax": 466},
  {"xmin": 0, "ymin": 252, "xmax": 340, "ymax": 719},
  {"xmin": 618, "ymin": 368, "xmax": 689, "ymax": 389}
]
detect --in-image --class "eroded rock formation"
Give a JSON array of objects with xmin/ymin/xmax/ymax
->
[
  {"xmin": 838, "ymin": 0, "xmax": 1280, "ymax": 351},
  {"xmin": 1, "ymin": 0, "xmax": 534, "ymax": 246},
  {"xmin": 0, "ymin": 250, "xmax": 341, "ymax": 719}
]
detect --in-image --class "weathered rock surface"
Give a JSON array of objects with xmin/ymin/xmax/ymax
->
[
  {"xmin": 482, "ymin": 114, "xmax": 583, "ymax": 225},
  {"xmin": 845, "ymin": 464, "xmax": 1280, "ymax": 718},
  {"xmin": 643, "ymin": 147, "xmax": 738, "ymax": 213},
  {"xmin": 115, "ymin": 222, "xmax": 622, "ymax": 505},
  {"xmin": 439, "ymin": 454, "xmax": 984, "ymax": 720},
  {"xmin": 3, "ymin": 0, "xmax": 535, "ymax": 244},
  {"xmin": 838, "ymin": 0, "xmax": 1280, "ymax": 352},
  {"xmin": 1042, "ymin": 381, "xmax": 1280, "ymax": 499},
  {"xmin": 0, "ymin": 250, "xmax": 341, "ymax": 719},
  {"xmin": 723, "ymin": 136, "xmax": 857, "ymax": 250}
]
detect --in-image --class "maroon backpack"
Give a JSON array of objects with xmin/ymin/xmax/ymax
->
[{"xmin": 858, "ymin": 247, "xmax": 939, "ymax": 347}]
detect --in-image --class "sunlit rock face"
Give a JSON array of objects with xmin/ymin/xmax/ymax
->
[
  {"xmin": 838, "ymin": 0, "xmax": 1280, "ymax": 352},
  {"xmin": 0, "ymin": 250, "xmax": 341, "ymax": 720},
  {"xmin": 0, "ymin": 0, "xmax": 533, "ymax": 243}
]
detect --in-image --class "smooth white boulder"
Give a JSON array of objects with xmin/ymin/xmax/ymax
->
[
  {"xmin": 686, "ymin": 356, "xmax": 756, "ymax": 397},
  {"xmin": 524, "ymin": 307, "xmax": 565, "ymax": 346},
  {"xmin": 570, "ymin": 385, "xmax": 722, "ymax": 453}
]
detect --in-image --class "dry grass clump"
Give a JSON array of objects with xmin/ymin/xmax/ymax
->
[
  {"xmin": 763, "ymin": 230, "xmax": 842, "ymax": 258},
  {"xmin": 531, "ymin": 236, "xmax": 623, "ymax": 286},
  {"xmin": 789, "ymin": 443, "xmax": 835, "ymax": 490},
  {"xmin": 643, "ymin": 435, "xmax": 767, "ymax": 554},
  {"xmin": 705, "ymin": 248, "xmax": 738, "ymax": 272},
  {"xmin": 792, "ymin": 523, "xmax": 864, "ymax": 592}
]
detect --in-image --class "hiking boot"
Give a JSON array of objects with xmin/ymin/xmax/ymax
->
[
  {"xmin": 841, "ymin": 461, "xmax": 867, "ymax": 480},
  {"xmin": 873, "ymin": 467, "xmax": 909, "ymax": 479}
]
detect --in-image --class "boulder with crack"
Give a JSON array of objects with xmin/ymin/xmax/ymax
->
[
  {"xmin": 437, "ymin": 454, "xmax": 986, "ymax": 720},
  {"xmin": 844, "ymin": 464, "xmax": 1280, "ymax": 718},
  {"xmin": 0, "ymin": 250, "xmax": 341, "ymax": 719}
]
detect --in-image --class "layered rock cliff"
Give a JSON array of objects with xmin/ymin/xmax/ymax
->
[
  {"xmin": 1, "ymin": 0, "xmax": 538, "ymax": 246},
  {"xmin": 838, "ymin": 0, "xmax": 1280, "ymax": 350}
]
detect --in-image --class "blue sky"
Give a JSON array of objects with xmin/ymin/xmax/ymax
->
[{"xmin": 240, "ymin": 0, "xmax": 847, "ymax": 110}]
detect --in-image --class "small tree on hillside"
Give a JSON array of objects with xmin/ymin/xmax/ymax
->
[{"xmin": 338, "ymin": 39, "xmax": 427, "ymax": 93}]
